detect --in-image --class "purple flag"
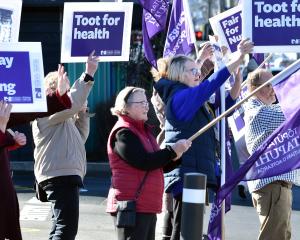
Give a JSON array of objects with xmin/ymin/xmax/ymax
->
[
  {"xmin": 139, "ymin": 0, "xmax": 170, "ymax": 68},
  {"xmin": 208, "ymin": 61, "xmax": 300, "ymax": 240},
  {"xmin": 163, "ymin": 0, "xmax": 195, "ymax": 58},
  {"xmin": 252, "ymin": 53, "xmax": 265, "ymax": 66},
  {"xmin": 274, "ymin": 68, "xmax": 300, "ymax": 120}
]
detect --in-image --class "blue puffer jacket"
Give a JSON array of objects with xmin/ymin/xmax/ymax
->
[{"xmin": 154, "ymin": 67, "xmax": 232, "ymax": 192}]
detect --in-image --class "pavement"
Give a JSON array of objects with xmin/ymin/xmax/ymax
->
[{"xmin": 12, "ymin": 162, "xmax": 300, "ymax": 239}]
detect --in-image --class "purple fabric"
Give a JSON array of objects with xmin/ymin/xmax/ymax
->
[
  {"xmin": 139, "ymin": 0, "xmax": 170, "ymax": 68},
  {"xmin": 252, "ymin": 53, "xmax": 265, "ymax": 66},
  {"xmin": 208, "ymin": 68, "xmax": 300, "ymax": 240},
  {"xmin": 163, "ymin": 0, "xmax": 195, "ymax": 58},
  {"xmin": 274, "ymin": 69, "xmax": 300, "ymax": 120}
]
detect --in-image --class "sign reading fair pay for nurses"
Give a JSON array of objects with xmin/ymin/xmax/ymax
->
[{"xmin": 61, "ymin": 2, "xmax": 133, "ymax": 63}]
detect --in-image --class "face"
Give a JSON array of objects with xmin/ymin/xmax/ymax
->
[
  {"xmin": 255, "ymin": 71, "xmax": 276, "ymax": 105},
  {"xmin": 126, "ymin": 91, "xmax": 149, "ymax": 121},
  {"xmin": 182, "ymin": 60, "xmax": 202, "ymax": 87}
]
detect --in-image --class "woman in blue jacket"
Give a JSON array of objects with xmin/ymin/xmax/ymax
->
[{"xmin": 154, "ymin": 39, "xmax": 253, "ymax": 240}]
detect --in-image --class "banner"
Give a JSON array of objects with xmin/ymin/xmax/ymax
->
[
  {"xmin": 163, "ymin": 0, "xmax": 195, "ymax": 58},
  {"xmin": 208, "ymin": 59, "xmax": 300, "ymax": 239},
  {"xmin": 140, "ymin": 0, "xmax": 170, "ymax": 68},
  {"xmin": 209, "ymin": 5, "xmax": 242, "ymax": 54},
  {"xmin": 243, "ymin": 0, "xmax": 300, "ymax": 53},
  {"xmin": 0, "ymin": 0, "xmax": 22, "ymax": 42},
  {"xmin": 61, "ymin": 2, "xmax": 133, "ymax": 63},
  {"xmin": 0, "ymin": 42, "xmax": 46, "ymax": 112}
]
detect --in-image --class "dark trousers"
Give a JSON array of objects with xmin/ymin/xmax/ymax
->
[
  {"xmin": 41, "ymin": 177, "xmax": 80, "ymax": 240},
  {"xmin": 162, "ymin": 211, "xmax": 173, "ymax": 240},
  {"xmin": 113, "ymin": 212, "xmax": 157, "ymax": 240},
  {"xmin": 170, "ymin": 194, "xmax": 182, "ymax": 240}
]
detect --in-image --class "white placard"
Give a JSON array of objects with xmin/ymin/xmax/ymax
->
[
  {"xmin": 61, "ymin": 2, "xmax": 133, "ymax": 63},
  {"xmin": 209, "ymin": 5, "xmax": 242, "ymax": 54},
  {"xmin": 0, "ymin": 42, "xmax": 46, "ymax": 112},
  {"xmin": 0, "ymin": 0, "xmax": 22, "ymax": 42}
]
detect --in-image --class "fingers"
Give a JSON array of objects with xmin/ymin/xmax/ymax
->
[{"xmin": 0, "ymin": 101, "xmax": 12, "ymax": 117}]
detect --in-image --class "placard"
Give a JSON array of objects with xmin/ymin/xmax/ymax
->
[
  {"xmin": 0, "ymin": 42, "xmax": 46, "ymax": 112},
  {"xmin": 209, "ymin": 5, "xmax": 242, "ymax": 53},
  {"xmin": 243, "ymin": 0, "xmax": 300, "ymax": 53},
  {"xmin": 61, "ymin": 2, "xmax": 133, "ymax": 62},
  {"xmin": 0, "ymin": 0, "xmax": 22, "ymax": 42}
]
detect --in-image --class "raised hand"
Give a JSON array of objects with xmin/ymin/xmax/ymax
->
[
  {"xmin": 85, "ymin": 50, "xmax": 99, "ymax": 77},
  {"xmin": 57, "ymin": 64, "xmax": 70, "ymax": 96},
  {"xmin": 0, "ymin": 101, "xmax": 12, "ymax": 132},
  {"xmin": 237, "ymin": 38, "xmax": 254, "ymax": 59},
  {"xmin": 196, "ymin": 42, "xmax": 214, "ymax": 65}
]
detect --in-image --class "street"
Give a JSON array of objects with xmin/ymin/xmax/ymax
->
[{"xmin": 14, "ymin": 171, "xmax": 300, "ymax": 240}]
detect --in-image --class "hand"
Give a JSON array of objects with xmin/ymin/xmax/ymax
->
[
  {"xmin": 196, "ymin": 42, "xmax": 214, "ymax": 65},
  {"xmin": 171, "ymin": 139, "xmax": 192, "ymax": 161},
  {"xmin": 13, "ymin": 131, "xmax": 27, "ymax": 146},
  {"xmin": 0, "ymin": 101, "xmax": 12, "ymax": 132},
  {"xmin": 57, "ymin": 64, "xmax": 70, "ymax": 96},
  {"xmin": 237, "ymin": 39, "xmax": 254, "ymax": 60},
  {"xmin": 85, "ymin": 50, "xmax": 99, "ymax": 77}
]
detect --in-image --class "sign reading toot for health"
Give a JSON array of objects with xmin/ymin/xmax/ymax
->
[
  {"xmin": 0, "ymin": 42, "xmax": 46, "ymax": 112},
  {"xmin": 61, "ymin": 2, "xmax": 133, "ymax": 63},
  {"xmin": 243, "ymin": 0, "xmax": 300, "ymax": 53}
]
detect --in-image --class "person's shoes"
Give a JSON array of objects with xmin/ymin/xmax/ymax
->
[{"xmin": 238, "ymin": 185, "xmax": 247, "ymax": 199}]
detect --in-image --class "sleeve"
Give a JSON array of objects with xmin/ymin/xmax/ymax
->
[
  {"xmin": 0, "ymin": 131, "xmax": 16, "ymax": 148},
  {"xmin": 7, "ymin": 92, "xmax": 72, "ymax": 128},
  {"xmin": 74, "ymin": 110, "xmax": 90, "ymax": 143},
  {"xmin": 172, "ymin": 66, "xmax": 231, "ymax": 121},
  {"xmin": 113, "ymin": 128, "xmax": 177, "ymax": 171}
]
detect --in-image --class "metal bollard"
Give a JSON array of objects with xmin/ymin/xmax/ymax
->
[{"xmin": 180, "ymin": 173, "xmax": 207, "ymax": 240}]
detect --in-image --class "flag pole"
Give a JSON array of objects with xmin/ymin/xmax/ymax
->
[
  {"xmin": 188, "ymin": 58, "xmax": 300, "ymax": 142},
  {"xmin": 183, "ymin": 0, "xmax": 199, "ymax": 59}
]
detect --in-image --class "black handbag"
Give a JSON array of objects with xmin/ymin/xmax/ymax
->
[
  {"xmin": 34, "ymin": 180, "xmax": 48, "ymax": 202},
  {"xmin": 115, "ymin": 172, "xmax": 149, "ymax": 228}
]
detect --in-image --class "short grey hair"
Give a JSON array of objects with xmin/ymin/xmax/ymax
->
[{"xmin": 110, "ymin": 86, "xmax": 145, "ymax": 116}]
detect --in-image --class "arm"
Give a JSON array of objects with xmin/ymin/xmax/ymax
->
[
  {"xmin": 37, "ymin": 52, "xmax": 98, "ymax": 127},
  {"xmin": 74, "ymin": 104, "xmax": 90, "ymax": 143},
  {"xmin": 172, "ymin": 66, "xmax": 231, "ymax": 121},
  {"xmin": 225, "ymin": 39, "xmax": 253, "ymax": 74},
  {"xmin": 113, "ymin": 128, "xmax": 177, "ymax": 171},
  {"xmin": 8, "ymin": 92, "xmax": 71, "ymax": 128}
]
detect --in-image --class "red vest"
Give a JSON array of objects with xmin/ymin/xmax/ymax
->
[{"xmin": 106, "ymin": 116, "xmax": 164, "ymax": 213}]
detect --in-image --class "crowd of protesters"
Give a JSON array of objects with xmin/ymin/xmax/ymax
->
[{"xmin": 2, "ymin": 35, "xmax": 298, "ymax": 240}]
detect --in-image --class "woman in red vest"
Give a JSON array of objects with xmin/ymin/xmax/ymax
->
[{"xmin": 106, "ymin": 87, "xmax": 191, "ymax": 240}]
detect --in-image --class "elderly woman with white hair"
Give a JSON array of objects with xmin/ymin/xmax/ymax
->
[{"xmin": 106, "ymin": 86, "xmax": 191, "ymax": 240}]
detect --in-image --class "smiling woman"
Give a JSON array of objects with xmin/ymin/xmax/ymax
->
[{"xmin": 106, "ymin": 86, "xmax": 192, "ymax": 240}]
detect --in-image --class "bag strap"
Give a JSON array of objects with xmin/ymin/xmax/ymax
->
[{"xmin": 134, "ymin": 171, "xmax": 149, "ymax": 201}]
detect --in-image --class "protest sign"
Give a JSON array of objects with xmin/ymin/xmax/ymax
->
[
  {"xmin": 61, "ymin": 2, "xmax": 133, "ymax": 63},
  {"xmin": 209, "ymin": 5, "xmax": 242, "ymax": 53},
  {"xmin": 0, "ymin": 0, "xmax": 22, "ymax": 42},
  {"xmin": 0, "ymin": 42, "xmax": 46, "ymax": 112},
  {"xmin": 243, "ymin": 0, "xmax": 300, "ymax": 53}
]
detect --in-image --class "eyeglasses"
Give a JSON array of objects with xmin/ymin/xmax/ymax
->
[
  {"xmin": 186, "ymin": 68, "xmax": 201, "ymax": 76},
  {"xmin": 127, "ymin": 100, "xmax": 149, "ymax": 107}
]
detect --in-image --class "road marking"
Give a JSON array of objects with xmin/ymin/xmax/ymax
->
[
  {"xmin": 20, "ymin": 197, "xmax": 51, "ymax": 221},
  {"xmin": 21, "ymin": 227, "xmax": 40, "ymax": 233}
]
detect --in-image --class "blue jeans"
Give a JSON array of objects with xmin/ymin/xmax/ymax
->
[{"xmin": 41, "ymin": 176, "xmax": 81, "ymax": 240}]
